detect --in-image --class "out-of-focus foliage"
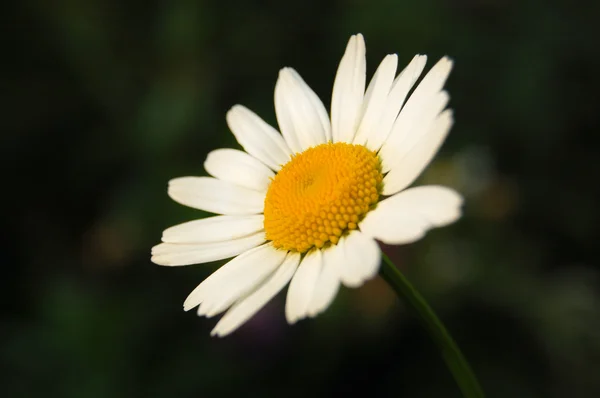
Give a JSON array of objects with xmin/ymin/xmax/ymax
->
[{"xmin": 2, "ymin": 0, "xmax": 600, "ymax": 397}]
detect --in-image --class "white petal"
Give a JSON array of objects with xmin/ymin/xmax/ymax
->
[
  {"xmin": 285, "ymin": 249, "xmax": 323, "ymax": 324},
  {"xmin": 382, "ymin": 109, "xmax": 454, "ymax": 196},
  {"xmin": 274, "ymin": 68, "xmax": 330, "ymax": 153},
  {"xmin": 380, "ymin": 57, "xmax": 453, "ymax": 172},
  {"xmin": 211, "ymin": 252, "xmax": 301, "ymax": 337},
  {"xmin": 204, "ymin": 148, "xmax": 274, "ymax": 192},
  {"xmin": 168, "ymin": 176, "xmax": 264, "ymax": 215},
  {"xmin": 197, "ymin": 243, "xmax": 287, "ymax": 318},
  {"xmin": 161, "ymin": 215, "xmax": 264, "ymax": 244},
  {"xmin": 379, "ymin": 90, "xmax": 449, "ymax": 170},
  {"xmin": 360, "ymin": 185, "xmax": 463, "ymax": 245},
  {"xmin": 367, "ymin": 54, "xmax": 428, "ymax": 151},
  {"xmin": 151, "ymin": 232, "xmax": 265, "ymax": 266},
  {"xmin": 183, "ymin": 242, "xmax": 286, "ymax": 313},
  {"xmin": 331, "ymin": 34, "xmax": 366, "ymax": 143},
  {"xmin": 307, "ymin": 245, "xmax": 342, "ymax": 317},
  {"xmin": 226, "ymin": 105, "xmax": 293, "ymax": 171},
  {"xmin": 352, "ymin": 54, "xmax": 398, "ymax": 147},
  {"xmin": 338, "ymin": 230, "xmax": 381, "ymax": 287}
]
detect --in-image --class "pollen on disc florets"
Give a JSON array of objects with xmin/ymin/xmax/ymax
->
[{"xmin": 263, "ymin": 142, "xmax": 383, "ymax": 253}]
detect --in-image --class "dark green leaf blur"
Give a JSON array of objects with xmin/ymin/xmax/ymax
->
[{"xmin": 3, "ymin": 0, "xmax": 600, "ymax": 397}]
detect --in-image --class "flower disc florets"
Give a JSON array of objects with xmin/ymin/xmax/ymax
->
[{"xmin": 264, "ymin": 142, "xmax": 383, "ymax": 253}]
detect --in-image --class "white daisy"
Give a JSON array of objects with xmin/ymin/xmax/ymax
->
[{"xmin": 151, "ymin": 34, "xmax": 463, "ymax": 337}]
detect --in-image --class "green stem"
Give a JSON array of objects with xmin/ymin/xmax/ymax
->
[{"xmin": 380, "ymin": 253, "xmax": 485, "ymax": 398}]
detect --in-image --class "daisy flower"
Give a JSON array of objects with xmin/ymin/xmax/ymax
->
[{"xmin": 151, "ymin": 34, "xmax": 463, "ymax": 337}]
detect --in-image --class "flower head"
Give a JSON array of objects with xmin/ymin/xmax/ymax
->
[{"xmin": 151, "ymin": 34, "xmax": 463, "ymax": 337}]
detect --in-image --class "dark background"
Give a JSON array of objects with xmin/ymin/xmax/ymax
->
[{"xmin": 3, "ymin": 0, "xmax": 600, "ymax": 397}]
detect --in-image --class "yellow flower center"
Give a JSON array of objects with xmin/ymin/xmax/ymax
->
[{"xmin": 264, "ymin": 142, "xmax": 383, "ymax": 253}]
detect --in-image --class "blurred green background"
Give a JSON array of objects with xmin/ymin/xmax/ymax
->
[{"xmin": 3, "ymin": 0, "xmax": 600, "ymax": 397}]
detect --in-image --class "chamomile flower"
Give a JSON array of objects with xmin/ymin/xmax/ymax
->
[{"xmin": 151, "ymin": 34, "xmax": 463, "ymax": 337}]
